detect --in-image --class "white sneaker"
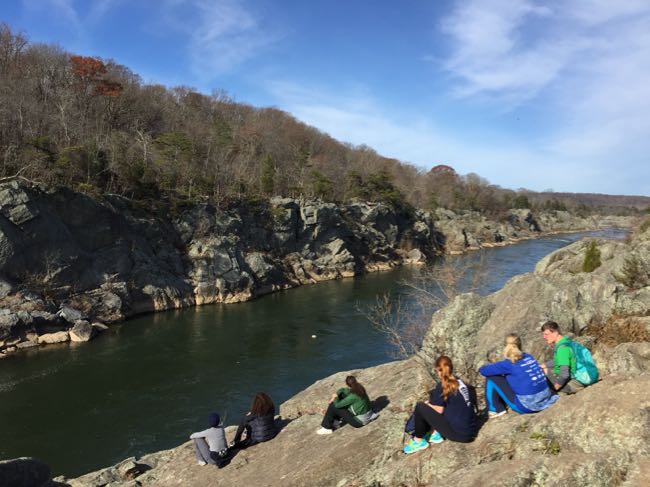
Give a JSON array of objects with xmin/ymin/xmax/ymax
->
[
  {"xmin": 488, "ymin": 410, "xmax": 508, "ymax": 419},
  {"xmin": 316, "ymin": 427, "xmax": 333, "ymax": 435},
  {"xmin": 197, "ymin": 461, "xmax": 207, "ymax": 466}
]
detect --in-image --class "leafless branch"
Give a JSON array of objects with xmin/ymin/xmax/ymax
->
[{"xmin": 360, "ymin": 252, "xmax": 488, "ymax": 361}]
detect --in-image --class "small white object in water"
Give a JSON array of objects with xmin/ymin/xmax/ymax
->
[{"xmin": 311, "ymin": 335, "xmax": 317, "ymax": 338}]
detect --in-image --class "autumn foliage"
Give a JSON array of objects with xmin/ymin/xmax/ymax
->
[{"xmin": 70, "ymin": 55, "xmax": 123, "ymax": 97}]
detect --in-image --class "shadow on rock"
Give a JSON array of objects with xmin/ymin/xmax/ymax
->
[{"xmin": 372, "ymin": 395, "xmax": 390, "ymax": 413}]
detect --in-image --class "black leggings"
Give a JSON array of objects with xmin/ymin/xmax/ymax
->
[
  {"xmin": 413, "ymin": 402, "xmax": 473, "ymax": 443},
  {"xmin": 321, "ymin": 402, "xmax": 363, "ymax": 429}
]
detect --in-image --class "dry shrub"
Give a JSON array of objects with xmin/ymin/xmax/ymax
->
[
  {"xmin": 360, "ymin": 252, "xmax": 488, "ymax": 360},
  {"xmin": 585, "ymin": 315, "xmax": 649, "ymax": 347}
]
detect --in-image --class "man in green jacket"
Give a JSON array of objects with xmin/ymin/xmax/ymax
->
[{"xmin": 540, "ymin": 321, "xmax": 584, "ymax": 394}]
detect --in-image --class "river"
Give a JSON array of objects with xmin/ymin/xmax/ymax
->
[{"xmin": 0, "ymin": 229, "xmax": 626, "ymax": 477}]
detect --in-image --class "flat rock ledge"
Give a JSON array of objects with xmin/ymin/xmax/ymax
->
[{"xmin": 57, "ymin": 361, "xmax": 650, "ymax": 487}]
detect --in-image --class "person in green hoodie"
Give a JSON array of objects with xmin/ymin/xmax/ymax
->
[
  {"xmin": 316, "ymin": 375, "xmax": 373, "ymax": 435},
  {"xmin": 540, "ymin": 321, "xmax": 584, "ymax": 394}
]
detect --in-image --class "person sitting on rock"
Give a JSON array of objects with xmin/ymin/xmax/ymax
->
[
  {"xmin": 190, "ymin": 412, "xmax": 229, "ymax": 467},
  {"xmin": 403, "ymin": 356, "xmax": 477, "ymax": 454},
  {"xmin": 231, "ymin": 392, "xmax": 277, "ymax": 449},
  {"xmin": 479, "ymin": 334, "xmax": 559, "ymax": 418},
  {"xmin": 540, "ymin": 321, "xmax": 585, "ymax": 394},
  {"xmin": 316, "ymin": 375, "xmax": 374, "ymax": 435}
]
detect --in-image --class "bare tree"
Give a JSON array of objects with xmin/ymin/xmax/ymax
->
[{"xmin": 360, "ymin": 252, "xmax": 488, "ymax": 361}]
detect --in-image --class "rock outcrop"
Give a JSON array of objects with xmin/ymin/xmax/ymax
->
[
  {"xmin": 0, "ymin": 179, "xmax": 636, "ymax": 356},
  {"xmin": 53, "ymin": 221, "xmax": 650, "ymax": 486},
  {"xmin": 433, "ymin": 207, "xmax": 630, "ymax": 254}
]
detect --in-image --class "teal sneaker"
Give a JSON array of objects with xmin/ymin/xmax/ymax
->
[
  {"xmin": 429, "ymin": 431, "xmax": 444, "ymax": 444},
  {"xmin": 403, "ymin": 437, "xmax": 429, "ymax": 454}
]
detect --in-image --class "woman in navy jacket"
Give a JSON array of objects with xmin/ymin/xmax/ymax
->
[
  {"xmin": 479, "ymin": 334, "xmax": 558, "ymax": 417},
  {"xmin": 231, "ymin": 392, "xmax": 277, "ymax": 448}
]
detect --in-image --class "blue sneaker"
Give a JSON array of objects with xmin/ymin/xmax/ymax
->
[
  {"xmin": 403, "ymin": 437, "xmax": 429, "ymax": 454},
  {"xmin": 429, "ymin": 431, "xmax": 444, "ymax": 444}
]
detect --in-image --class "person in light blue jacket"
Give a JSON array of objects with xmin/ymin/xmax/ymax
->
[{"xmin": 479, "ymin": 334, "xmax": 559, "ymax": 418}]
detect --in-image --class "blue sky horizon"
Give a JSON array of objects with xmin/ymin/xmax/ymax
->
[{"xmin": 3, "ymin": 0, "xmax": 649, "ymax": 196}]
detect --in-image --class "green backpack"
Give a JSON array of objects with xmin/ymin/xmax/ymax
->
[{"xmin": 559, "ymin": 341, "xmax": 599, "ymax": 385}]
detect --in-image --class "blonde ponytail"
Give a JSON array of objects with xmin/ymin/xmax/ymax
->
[{"xmin": 503, "ymin": 334, "xmax": 523, "ymax": 363}]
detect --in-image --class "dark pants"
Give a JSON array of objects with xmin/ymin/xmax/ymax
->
[
  {"xmin": 232, "ymin": 416, "xmax": 256, "ymax": 450},
  {"xmin": 545, "ymin": 373, "xmax": 584, "ymax": 395},
  {"xmin": 413, "ymin": 402, "xmax": 473, "ymax": 443},
  {"xmin": 485, "ymin": 376, "xmax": 531, "ymax": 414},
  {"xmin": 321, "ymin": 402, "xmax": 363, "ymax": 429},
  {"xmin": 233, "ymin": 417, "xmax": 252, "ymax": 444}
]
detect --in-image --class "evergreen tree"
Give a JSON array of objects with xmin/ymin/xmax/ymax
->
[{"xmin": 582, "ymin": 241, "xmax": 601, "ymax": 273}]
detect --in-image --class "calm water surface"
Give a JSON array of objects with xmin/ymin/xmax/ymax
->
[{"xmin": 0, "ymin": 229, "xmax": 626, "ymax": 476}]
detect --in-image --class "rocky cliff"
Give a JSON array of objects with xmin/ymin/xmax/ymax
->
[
  {"xmin": 0, "ymin": 179, "xmax": 636, "ymax": 356},
  {"xmin": 41, "ymin": 219, "xmax": 650, "ymax": 486}
]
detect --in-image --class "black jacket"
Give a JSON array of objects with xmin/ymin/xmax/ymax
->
[{"xmin": 235, "ymin": 409, "xmax": 277, "ymax": 444}]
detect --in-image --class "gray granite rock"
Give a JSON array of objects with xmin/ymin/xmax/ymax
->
[{"xmin": 69, "ymin": 320, "xmax": 94, "ymax": 342}]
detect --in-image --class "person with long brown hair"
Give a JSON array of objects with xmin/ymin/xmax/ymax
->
[
  {"xmin": 231, "ymin": 392, "xmax": 277, "ymax": 449},
  {"xmin": 479, "ymin": 334, "xmax": 558, "ymax": 418},
  {"xmin": 403, "ymin": 356, "xmax": 477, "ymax": 454},
  {"xmin": 316, "ymin": 375, "xmax": 373, "ymax": 435}
]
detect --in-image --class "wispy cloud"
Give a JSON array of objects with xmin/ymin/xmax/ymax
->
[
  {"xmin": 265, "ymin": 80, "xmax": 555, "ymax": 185},
  {"xmin": 21, "ymin": 0, "xmax": 122, "ymax": 35},
  {"xmin": 264, "ymin": 71, "xmax": 649, "ymax": 194},
  {"xmin": 22, "ymin": 0, "xmax": 81, "ymax": 28},
  {"xmin": 161, "ymin": 0, "xmax": 279, "ymax": 80},
  {"xmin": 440, "ymin": 0, "xmax": 566, "ymax": 103},
  {"xmin": 437, "ymin": 0, "xmax": 650, "ymax": 194}
]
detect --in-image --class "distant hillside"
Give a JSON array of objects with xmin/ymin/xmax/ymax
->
[
  {"xmin": 0, "ymin": 23, "xmax": 645, "ymax": 217},
  {"xmin": 532, "ymin": 192, "xmax": 650, "ymax": 210}
]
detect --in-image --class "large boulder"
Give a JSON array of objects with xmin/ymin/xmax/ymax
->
[
  {"xmin": 57, "ymin": 306, "xmax": 86, "ymax": 324},
  {"xmin": 0, "ymin": 310, "xmax": 21, "ymax": 341},
  {"xmin": 69, "ymin": 320, "xmax": 94, "ymax": 342},
  {"xmin": 37, "ymin": 331, "xmax": 70, "ymax": 344}
]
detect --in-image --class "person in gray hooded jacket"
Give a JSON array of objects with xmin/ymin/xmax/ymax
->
[{"xmin": 190, "ymin": 412, "xmax": 228, "ymax": 467}]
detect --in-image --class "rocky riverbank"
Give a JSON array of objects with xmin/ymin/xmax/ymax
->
[
  {"xmin": 0, "ymin": 179, "xmax": 637, "ymax": 357},
  {"xmin": 26, "ymin": 213, "xmax": 646, "ymax": 486}
]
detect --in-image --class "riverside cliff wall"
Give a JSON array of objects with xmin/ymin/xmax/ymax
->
[{"xmin": 0, "ymin": 179, "xmax": 636, "ymax": 356}]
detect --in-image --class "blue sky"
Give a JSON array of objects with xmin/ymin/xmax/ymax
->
[{"xmin": 3, "ymin": 0, "xmax": 650, "ymax": 196}]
